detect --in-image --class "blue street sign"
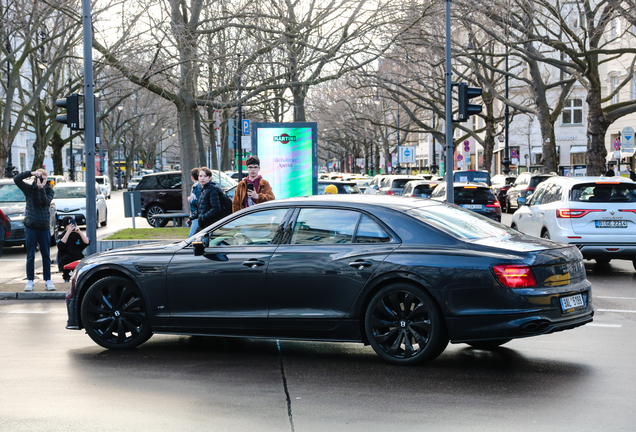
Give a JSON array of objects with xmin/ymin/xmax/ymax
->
[
  {"xmin": 242, "ymin": 119, "xmax": 250, "ymax": 135},
  {"xmin": 404, "ymin": 149, "xmax": 411, "ymax": 157}
]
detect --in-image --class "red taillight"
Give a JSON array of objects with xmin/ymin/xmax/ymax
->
[
  {"xmin": 557, "ymin": 208, "xmax": 604, "ymax": 218},
  {"xmin": 387, "ymin": 190, "xmax": 396, "ymax": 195},
  {"xmin": 486, "ymin": 202, "xmax": 501, "ymax": 208},
  {"xmin": 492, "ymin": 265, "xmax": 537, "ymax": 288},
  {"xmin": 619, "ymin": 209, "xmax": 636, "ymax": 214}
]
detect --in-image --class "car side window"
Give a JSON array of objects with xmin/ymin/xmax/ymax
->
[
  {"xmin": 137, "ymin": 176, "xmax": 160, "ymax": 190},
  {"xmin": 431, "ymin": 185, "xmax": 445, "ymax": 198},
  {"xmin": 529, "ymin": 184, "xmax": 547, "ymax": 205},
  {"xmin": 291, "ymin": 208, "xmax": 359, "ymax": 245},
  {"xmin": 206, "ymin": 209, "xmax": 289, "ymax": 246},
  {"xmin": 354, "ymin": 215, "xmax": 391, "ymax": 243}
]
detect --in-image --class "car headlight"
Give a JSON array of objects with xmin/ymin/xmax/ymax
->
[{"xmin": 8, "ymin": 213, "xmax": 25, "ymax": 221}]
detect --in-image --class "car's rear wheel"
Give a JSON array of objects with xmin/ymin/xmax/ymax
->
[
  {"xmin": 505, "ymin": 198, "xmax": 512, "ymax": 214},
  {"xmin": 595, "ymin": 258, "xmax": 610, "ymax": 264},
  {"xmin": 510, "ymin": 223, "xmax": 518, "ymax": 231},
  {"xmin": 541, "ymin": 229, "xmax": 550, "ymax": 240},
  {"xmin": 100, "ymin": 210, "xmax": 108, "ymax": 227},
  {"xmin": 467, "ymin": 339, "xmax": 512, "ymax": 350},
  {"xmin": 146, "ymin": 204, "xmax": 168, "ymax": 227},
  {"xmin": 633, "ymin": 260, "xmax": 636, "ymax": 271},
  {"xmin": 365, "ymin": 283, "xmax": 448, "ymax": 365},
  {"xmin": 81, "ymin": 276, "xmax": 152, "ymax": 350}
]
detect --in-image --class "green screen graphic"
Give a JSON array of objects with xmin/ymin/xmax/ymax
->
[{"xmin": 254, "ymin": 125, "xmax": 316, "ymax": 199}]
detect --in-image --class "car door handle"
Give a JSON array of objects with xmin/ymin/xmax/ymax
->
[
  {"xmin": 349, "ymin": 260, "xmax": 372, "ymax": 270},
  {"xmin": 242, "ymin": 259, "xmax": 265, "ymax": 268}
]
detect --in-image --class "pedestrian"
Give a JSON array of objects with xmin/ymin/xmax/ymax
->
[
  {"xmin": 57, "ymin": 217, "xmax": 89, "ymax": 282},
  {"xmin": 627, "ymin": 166, "xmax": 636, "ymax": 182},
  {"xmin": 232, "ymin": 156, "xmax": 275, "ymax": 213},
  {"xmin": 192, "ymin": 167, "xmax": 222, "ymax": 232},
  {"xmin": 324, "ymin": 184, "xmax": 338, "ymax": 194},
  {"xmin": 14, "ymin": 169, "xmax": 55, "ymax": 291},
  {"xmin": 185, "ymin": 167, "xmax": 202, "ymax": 237},
  {"xmin": 605, "ymin": 164, "xmax": 615, "ymax": 177},
  {"xmin": 0, "ymin": 208, "xmax": 10, "ymax": 259}
]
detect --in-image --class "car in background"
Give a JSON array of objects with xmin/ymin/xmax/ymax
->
[
  {"xmin": 511, "ymin": 176, "xmax": 636, "ymax": 270},
  {"xmin": 491, "ymin": 174, "xmax": 516, "ymax": 207},
  {"xmin": 128, "ymin": 176, "xmax": 143, "ymax": 191},
  {"xmin": 95, "ymin": 175, "xmax": 112, "ymax": 199},
  {"xmin": 401, "ymin": 180, "xmax": 440, "ymax": 198},
  {"xmin": 364, "ymin": 175, "xmax": 389, "ymax": 194},
  {"xmin": 377, "ymin": 175, "xmax": 421, "ymax": 195},
  {"xmin": 453, "ymin": 170, "xmax": 492, "ymax": 186},
  {"xmin": 47, "ymin": 175, "xmax": 67, "ymax": 188},
  {"xmin": 137, "ymin": 170, "xmax": 237, "ymax": 227},
  {"xmin": 431, "ymin": 182, "xmax": 501, "ymax": 222},
  {"xmin": 53, "ymin": 182, "xmax": 108, "ymax": 227},
  {"xmin": 0, "ymin": 179, "xmax": 58, "ymax": 248},
  {"xmin": 317, "ymin": 180, "xmax": 362, "ymax": 195},
  {"xmin": 505, "ymin": 172, "xmax": 555, "ymax": 213},
  {"xmin": 66, "ymin": 195, "xmax": 593, "ymax": 365}
]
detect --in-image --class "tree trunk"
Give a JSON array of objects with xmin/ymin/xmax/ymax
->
[
  {"xmin": 586, "ymin": 85, "xmax": 610, "ymax": 176},
  {"xmin": 194, "ymin": 109, "xmax": 206, "ymax": 166},
  {"xmin": 51, "ymin": 131, "xmax": 65, "ymax": 175}
]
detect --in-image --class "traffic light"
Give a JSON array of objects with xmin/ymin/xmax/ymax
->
[
  {"xmin": 55, "ymin": 94, "xmax": 84, "ymax": 130},
  {"xmin": 457, "ymin": 83, "xmax": 482, "ymax": 122}
]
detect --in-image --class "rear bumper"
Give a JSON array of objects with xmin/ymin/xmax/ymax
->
[{"xmin": 570, "ymin": 243, "xmax": 636, "ymax": 261}]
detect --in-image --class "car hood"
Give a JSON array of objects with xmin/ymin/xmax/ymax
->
[
  {"xmin": 53, "ymin": 198, "xmax": 86, "ymax": 210},
  {"xmin": 0, "ymin": 202, "xmax": 26, "ymax": 216}
]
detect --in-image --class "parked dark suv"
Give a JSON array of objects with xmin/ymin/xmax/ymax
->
[
  {"xmin": 505, "ymin": 172, "xmax": 555, "ymax": 213},
  {"xmin": 137, "ymin": 171, "xmax": 183, "ymax": 227},
  {"xmin": 430, "ymin": 182, "xmax": 501, "ymax": 222}
]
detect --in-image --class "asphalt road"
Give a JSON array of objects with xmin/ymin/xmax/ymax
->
[{"xmin": 1, "ymin": 259, "xmax": 635, "ymax": 431}]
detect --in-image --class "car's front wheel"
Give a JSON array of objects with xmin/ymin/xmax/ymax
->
[
  {"xmin": 146, "ymin": 204, "xmax": 168, "ymax": 227},
  {"xmin": 80, "ymin": 276, "xmax": 152, "ymax": 350},
  {"xmin": 365, "ymin": 283, "xmax": 448, "ymax": 365}
]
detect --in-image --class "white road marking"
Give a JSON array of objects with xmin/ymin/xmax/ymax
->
[
  {"xmin": 587, "ymin": 323, "xmax": 623, "ymax": 328},
  {"xmin": 0, "ymin": 259, "xmax": 31, "ymax": 262},
  {"xmin": 596, "ymin": 296, "xmax": 636, "ymax": 300},
  {"xmin": 596, "ymin": 309, "xmax": 636, "ymax": 313},
  {"xmin": 6, "ymin": 311, "xmax": 51, "ymax": 314}
]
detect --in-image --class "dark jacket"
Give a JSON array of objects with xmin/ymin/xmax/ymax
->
[
  {"xmin": 189, "ymin": 182, "xmax": 202, "ymax": 218},
  {"xmin": 629, "ymin": 170, "xmax": 636, "ymax": 182},
  {"xmin": 14, "ymin": 171, "xmax": 54, "ymax": 231},
  {"xmin": 57, "ymin": 232, "xmax": 89, "ymax": 269},
  {"xmin": 192, "ymin": 182, "xmax": 221, "ymax": 229}
]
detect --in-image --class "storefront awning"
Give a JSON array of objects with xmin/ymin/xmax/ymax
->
[
  {"xmin": 570, "ymin": 145, "xmax": 587, "ymax": 153},
  {"xmin": 531, "ymin": 146, "xmax": 542, "ymax": 155}
]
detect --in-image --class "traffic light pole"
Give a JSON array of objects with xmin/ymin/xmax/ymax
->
[
  {"xmin": 445, "ymin": 0, "xmax": 454, "ymax": 204},
  {"xmin": 82, "ymin": 0, "xmax": 96, "ymax": 255}
]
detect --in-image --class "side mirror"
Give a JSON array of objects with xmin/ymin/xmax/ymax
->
[
  {"xmin": 193, "ymin": 241, "xmax": 205, "ymax": 256},
  {"xmin": 518, "ymin": 196, "xmax": 527, "ymax": 206}
]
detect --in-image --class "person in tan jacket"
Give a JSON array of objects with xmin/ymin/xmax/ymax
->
[{"xmin": 232, "ymin": 156, "xmax": 275, "ymax": 212}]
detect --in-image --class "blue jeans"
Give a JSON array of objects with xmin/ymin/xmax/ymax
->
[
  {"xmin": 25, "ymin": 227, "xmax": 51, "ymax": 281},
  {"xmin": 188, "ymin": 218, "xmax": 199, "ymax": 237}
]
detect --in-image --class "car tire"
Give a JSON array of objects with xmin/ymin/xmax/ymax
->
[
  {"xmin": 541, "ymin": 229, "xmax": 550, "ymax": 240},
  {"xmin": 80, "ymin": 276, "xmax": 153, "ymax": 350},
  {"xmin": 511, "ymin": 223, "xmax": 518, "ymax": 231},
  {"xmin": 467, "ymin": 339, "xmax": 512, "ymax": 350},
  {"xmin": 146, "ymin": 204, "xmax": 168, "ymax": 227},
  {"xmin": 595, "ymin": 258, "xmax": 610, "ymax": 264},
  {"xmin": 633, "ymin": 260, "xmax": 636, "ymax": 271},
  {"xmin": 505, "ymin": 198, "xmax": 512, "ymax": 214},
  {"xmin": 364, "ymin": 283, "xmax": 448, "ymax": 365},
  {"xmin": 100, "ymin": 210, "xmax": 108, "ymax": 227}
]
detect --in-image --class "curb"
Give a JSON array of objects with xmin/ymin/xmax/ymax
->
[{"xmin": 0, "ymin": 292, "xmax": 67, "ymax": 300}]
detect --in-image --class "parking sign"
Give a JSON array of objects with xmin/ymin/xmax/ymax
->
[{"xmin": 242, "ymin": 119, "xmax": 250, "ymax": 135}]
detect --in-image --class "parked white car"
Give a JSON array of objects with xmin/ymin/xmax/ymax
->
[
  {"xmin": 53, "ymin": 182, "xmax": 108, "ymax": 228},
  {"xmin": 95, "ymin": 175, "xmax": 112, "ymax": 199},
  {"xmin": 511, "ymin": 176, "xmax": 636, "ymax": 269}
]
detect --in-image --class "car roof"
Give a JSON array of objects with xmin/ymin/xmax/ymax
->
[
  {"xmin": 450, "ymin": 182, "xmax": 491, "ymax": 188},
  {"xmin": 318, "ymin": 180, "xmax": 357, "ymax": 185},
  {"xmin": 55, "ymin": 182, "xmax": 95, "ymax": 187},
  {"xmin": 255, "ymin": 194, "xmax": 444, "ymax": 212},
  {"xmin": 544, "ymin": 175, "xmax": 635, "ymax": 185},
  {"xmin": 405, "ymin": 180, "xmax": 440, "ymax": 185},
  {"xmin": 143, "ymin": 170, "xmax": 180, "ymax": 177}
]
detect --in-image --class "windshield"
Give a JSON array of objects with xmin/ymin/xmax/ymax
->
[
  {"xmin": 54, "ymin": 187, "xmax": 86, "ymax": 199},
  {"xmin": 406, "ymin": 204, "xmax": 514, "ymax": 240},
  {"xmin": 95, "ymin": 178, "xmax": 105, "ymax": 184},
  {"xmin": 0, "ymin": 184, "xmax": 25, "ymax": 202},
  {"xmin": 454, "ymin": 187, "xmax": 494, "ymax": 203}
]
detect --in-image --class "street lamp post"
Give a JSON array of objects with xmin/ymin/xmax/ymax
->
[
  {"xmin": 5, "ymin": 40, "xmax": 15, "ymax": 178},
  {"xmin": 502, "ymin": 47, "xmax": 511, "ymax": 175},
  {"xmin": 430, "ymin": 112, "xmax": 437, "ymax": 174},
  {"xmin": 117, "ymin": 140, "xmax": 123, "ymax": 190}
]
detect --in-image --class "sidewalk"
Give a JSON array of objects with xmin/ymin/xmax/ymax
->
[{"xmin": 0, "ymin": 270, "xmax": 68, "ymax": 300}]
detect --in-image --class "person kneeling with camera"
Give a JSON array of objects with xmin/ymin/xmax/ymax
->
[
  {"xmin": 232, "ymin": 156, "xmax": 275, "ymax": 213},
  {"xmin": 57, "ymin": 217, "xmax": 90, "ymax": 283}
]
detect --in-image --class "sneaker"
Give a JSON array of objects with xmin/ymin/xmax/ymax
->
[
  {"xmin": 45, "ymin": 280, "xmax": 56, "ymax": 291},
  {"xmin": 25, "ymin": 280, "xmax": 35, "ymax": 292}
]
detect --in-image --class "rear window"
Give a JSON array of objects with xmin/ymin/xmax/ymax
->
[
  {"xmin": 0, "ymin": 184, "xmax": 25, "ymax": 202},
  {"xmin": 95, "ymin": 178, "xmax": 104, "ymax": 184},
  {"xmin": 413, "ymin": 185, "xmax": 436, "ymax": 196},
  {"xmin": 529, "ymin": 176, "xmax": 552, "ymax": 188},
  {"xmin": 570, "ymin": 183, "xmax": 636, "ymax": 203},
  {"xmin": 454, "ymin": 171, "xmax": 491, "ymax": 186},
  {"xmin": 454, "ymin": 186, "xmax": 494, "ymax": 203},
  {"xmin": 391, "ymin": 179, "xmax": 413, "ymax": 189},
  {"xmin": 340, "ymin": 184, "xmax": 362, "ymax": 194},
  {"xmin": 406, "ymin": 205, "xmax": 513, "ymax": 240}
]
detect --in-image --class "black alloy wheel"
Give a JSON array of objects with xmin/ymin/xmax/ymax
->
[
  {"xmin": 467, "ymin": 339, "xmax": 512, "ymax": 350},
  {"xmin": 365, "ymin": 283, "xmax": 448, "ymax": 365},
  {"xmin": 541, "ymin": 230, "xmax": 550, "ymax": 240},
  {"xmin": 146, "ymin": 204, "xmax": 168, "ymax": 227},
  {"xmin": 81, "ymin": 276, "xmax": 152, "ymax": 349}
]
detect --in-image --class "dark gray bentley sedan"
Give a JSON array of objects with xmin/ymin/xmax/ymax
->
[{"xmin": 66, "ymin": 195, "xmax": 593, "ymax": 365}]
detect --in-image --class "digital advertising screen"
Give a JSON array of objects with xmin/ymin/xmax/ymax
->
[{"xmin": 252, "ymin": 122, "xmax": 317, "ymax": 199}]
